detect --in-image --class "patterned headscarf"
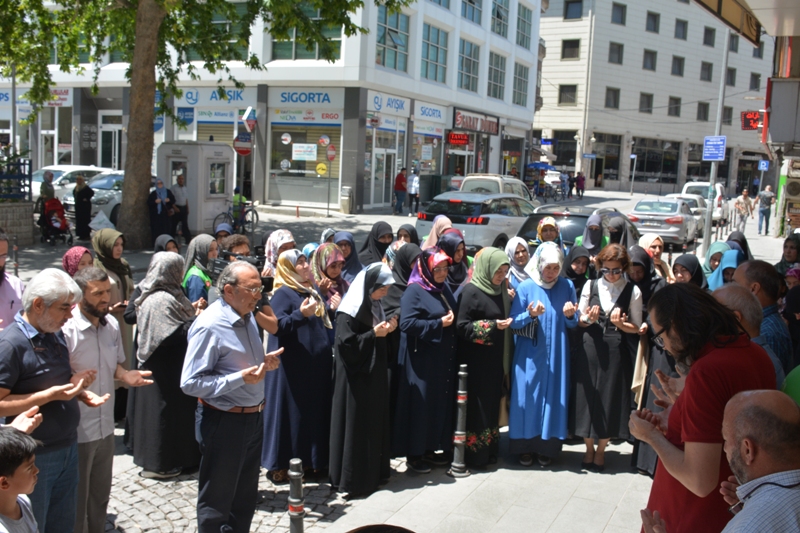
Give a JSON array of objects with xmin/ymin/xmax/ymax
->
[
  {"xmin": 92, "ymin": 228, "xmax": 132, "ymax": 297},
  {"xmin": 383, "ymin": 240, "xmax": 407, "ymax": 269},
  {"xmin": 422, "ymin": 215, "xmax": 452, "ymax": 249},
  {"xmin": 62, "ymin": 246, "xmax": 92, "ymax": 277},
  {"xmin": 536, "ymin": 217, "xmax": 559, "ymax": 242},
  {"xmin": 265, "ymin": 229, "xmax": 295, "ymax": 273},
  {"xmin": 525, "ymin": 241, "xmax": 564, "ymax": 290},
  {"xmin": 273, "ymin": 249, "xmax": 332, "ymax": 328},
  {"xmin": 408, "ymin": 248, "xmax": 451, "ymax": 293},
  {"xmin": 313, "ymin": 243, "xmax": 349, "ymax": 300}
]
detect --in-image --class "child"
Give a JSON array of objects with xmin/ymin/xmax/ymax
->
[{"xmin": 0, "ymin": 427, "xmax": 39, "ymax": 533}]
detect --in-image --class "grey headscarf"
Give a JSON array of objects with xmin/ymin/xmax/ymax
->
[
  {"xmin": 136, "ymin": 252, "xmax": 195, "ymax": 363},
  {"xmin": 183, "ymin": 234, "xmax": 215, "ymax": 277}
]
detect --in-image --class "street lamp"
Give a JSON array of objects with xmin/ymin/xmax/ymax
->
[{"xmin": 629, "ymin": 139, "xmax": 636, "ymax": 196}]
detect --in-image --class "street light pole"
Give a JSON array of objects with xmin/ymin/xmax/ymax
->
[
  {"xmin": 630, "ymin": 154, "xmax": 637, "ymax": 196},
  {"xmin": 699, "ymin": 28, "xmax": 731, "ymax": 259}
]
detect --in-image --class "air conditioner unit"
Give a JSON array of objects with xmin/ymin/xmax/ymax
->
[{"xmin": 785, "ymin": 159, "xmax": 800, "ymax": 200}]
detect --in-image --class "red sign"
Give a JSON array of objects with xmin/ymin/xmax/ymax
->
[
  {"xmin": 741, "ymin": 110, "xmax": 761, "ymax": 131},
  {"xmin": 453, "ymin": 108, "xmax": 500, "ymax": 135},
  {"xmin": 326, "ymin": 144, "xmax": 336, "ymax": 162},
  {"xmin": 448, "ymin": 132, "xmax": 470, "ymax": 145},
  {"xmin": 233, "ymin": 132, "xmax": 252, "ymax": 156}
]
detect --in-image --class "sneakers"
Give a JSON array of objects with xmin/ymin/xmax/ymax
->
[
  {"xmin": 408, "ymin": 213, "xmax": 414, "ymax": 217},
  {"xmin": 538, "ymin": 455, "xmax": 552, "ymax": 466},
  {"xmin": 519, "ymin": 454, "xmax": 534, "ymax": 467},
  {"xmin": 406, "ymin": 458, "xmax": 432, "ymax": 474}
]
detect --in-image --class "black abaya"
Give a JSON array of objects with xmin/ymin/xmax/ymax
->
[{"xmin": 73, "ymin": 185, "xmax": 94, "ymax": 239}]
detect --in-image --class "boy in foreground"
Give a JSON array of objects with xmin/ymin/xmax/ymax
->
[{"xmin": 0, "ymin": 426, "xmax": 40, "ymax": 533}]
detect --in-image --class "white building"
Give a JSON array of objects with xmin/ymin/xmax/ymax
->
[
  {"xmin": 0, "ymin": 0, "xmax": 546, "ymax": 211},
  {"xmin": 534, "ymin": 0, "xmax": 774, "ymax": 194}
]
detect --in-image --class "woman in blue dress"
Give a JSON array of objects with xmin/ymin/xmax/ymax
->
[{"xmin": 509, "ymin": 242, "xmax": 578, "ymax": 466}]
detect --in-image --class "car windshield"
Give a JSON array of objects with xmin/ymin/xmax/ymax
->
[
  {"xmin": 635, "ymin": 201, "xmax": 679, "ymax": 214},
  {"xmin": 684, "ymin": 185, "xmax": 707, "ymax": 197},
  {"xmin": 89, "ymin": 174, "xmax": 123, "ymax": 190},
  {"xmin": 425, "ymin": 199, "xmax": 482, "ymax": 217},
  {"xmin": 32, "ymin": 170, "xmax": 64, "ymax": 183},
  {"xmin": 680, "ymin": 199, "xmax": 698, "ymax": 209},
  {"xmin": 461, "ymin": 179, "xmax": 500, "ymax": 194},
  {"xmin": 518, "ymin": 214, "xmax": 591, "ymax": 244}
]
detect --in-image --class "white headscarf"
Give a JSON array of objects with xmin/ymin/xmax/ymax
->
[
  {"xmin": 338, "ymin": 262, "xmax": 394, "ymax": 326},
  {"xmin": 525, "ymin": 241, "xmax": 564, "ymax": 290},
  {"xmin": 504, "ymin": 237, "xmax": 530, "ymax": 284}
]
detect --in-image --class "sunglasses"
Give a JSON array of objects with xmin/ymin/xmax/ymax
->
[{"xmin": 600, "ymin": 267, "xmax": 623, "ymax": 276}]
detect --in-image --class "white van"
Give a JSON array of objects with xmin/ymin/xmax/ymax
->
[{"xmin": 681, "ymin": 181, "xmax": 730, "ymax": 225}]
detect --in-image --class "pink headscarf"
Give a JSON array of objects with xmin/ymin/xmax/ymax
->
[
  {"xmin": 421, "ymin": 215, "xmax": 452, "ymax": 250},
  {"xmin": 62, "ymin": 247, "xmax": 92, "ymax": 277}
]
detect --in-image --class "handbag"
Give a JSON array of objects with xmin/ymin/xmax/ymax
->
[{"xmin": 511, "ymin": 317, "xmax": 538, "ymax": 343}]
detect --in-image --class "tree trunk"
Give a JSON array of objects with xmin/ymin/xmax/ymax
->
[{"xmin": 117, "ymin": 0, "xmax": 166, "ymax": 250}]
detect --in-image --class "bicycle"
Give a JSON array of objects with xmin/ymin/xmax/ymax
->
[
  {"xmin": 213, "ymin": 198, "xmax": 259, "ymax": 235},
  {"xmin": 542, "ymin": 183, "xmax": 565, "ymax": 204}
]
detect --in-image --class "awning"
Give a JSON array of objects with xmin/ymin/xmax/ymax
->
[
  {"xmin": 694, "ymin": 0, "xmax": 760, "ymax": 45},
  {"xmin": 530, "ymin": 145, "xmax": 557, "ymax": 162}
]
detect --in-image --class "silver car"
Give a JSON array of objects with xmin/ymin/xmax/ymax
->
[{"xmin": 628, "ymin": 198, "xmax": 698, "ymax": 246}]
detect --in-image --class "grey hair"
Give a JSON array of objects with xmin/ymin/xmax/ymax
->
[
  {"xmin": 713, "ymin": 283, "xmax": 763, "ymax": 330},
  {"xmin": 72, "ymin": 267, "xmax": 109, "ymax": 292},
  {"xmin": 216, "ymin": 260, "xmax": 259, "ymax": 291},
  {"xmin": 22, "ymin": 268, "xmax": 82, "ymax": 312}
]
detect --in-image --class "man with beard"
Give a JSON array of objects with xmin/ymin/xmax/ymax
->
[
  {"xmin": 63, "ymin": 267, "xmax": 153, "ymax": 533},
  {"xmin": 0, "ymin": 268, "xmax": 108, "ymax": 533},
  {"xmin": 0, "ymin": 229, "xmax": 25, "ymax": 330}
]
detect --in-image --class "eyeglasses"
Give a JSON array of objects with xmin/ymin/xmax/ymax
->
[
  {"xmin": 652, "ymin": 327, "xmax": 667, "ymax": 349},
  {"xmin": 600, "ymin": 267, "xmax": 623, "ymax": 276},
  {"xmin": 432, "ymin": 266, "xmax": 450, "ymax": 273},
  {"xmin": 237, "ymin": 284, "xmax": 264, "ymax": 296}
]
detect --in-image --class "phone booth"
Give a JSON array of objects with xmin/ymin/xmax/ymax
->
[{"xmin": 156, "ymin": 141, "xmax": 235, "ymax": 234}]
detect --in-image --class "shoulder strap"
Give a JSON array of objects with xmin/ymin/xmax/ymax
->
[{"xmin": 615, "ymin": 281, "xmax": 635, "ymax": 312}]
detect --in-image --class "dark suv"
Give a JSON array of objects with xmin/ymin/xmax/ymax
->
[{"xmin": 517, "ymin": 205, "xmax": 641, "ymax": 251}]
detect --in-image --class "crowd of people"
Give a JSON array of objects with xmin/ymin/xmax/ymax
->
[{"xmin": 0, "ymin": 212, "xmax": 799, "ymax": 533}]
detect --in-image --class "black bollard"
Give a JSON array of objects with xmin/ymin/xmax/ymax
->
[
  {"xmin": 288, "ymin": 458, "xmax": 305, "ymax": 533},
  {"xmin": 448, "ymin": 364, "xmax": 470, "ymax": 478}
]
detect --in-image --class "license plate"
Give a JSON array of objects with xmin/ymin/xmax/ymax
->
[{"xmin": 643, "ymin": 221, "xmax": 660, "ymax": 227}]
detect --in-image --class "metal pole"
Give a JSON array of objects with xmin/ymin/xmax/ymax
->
[
  {"xmin": 448, "ymin": 364, "xmax": 470, "ymax": 478},
  {"xmin": 288, "ymin": 458, "xmax": 305, "ymax": 533},
  {"xmin": 700, "ymin": 28, "xmax": 731, "ymax": 258},
  {"xmin": 12, "ymin": 235, "xmax": 18, "ymax": 278},
  {"xmin": 326, "ymin": 166, "xmax": 331, "ymax": 217},
  {"xmin": 10, "ymin": 64, "xmax": 16, "ymax": 152},
  {"xmin": 757, "ymin": 169, "xmax": 764, "ymax": 195},
  {"xmin": 629, "ymin": 155, "xmax": 636, "ymax": 196}
]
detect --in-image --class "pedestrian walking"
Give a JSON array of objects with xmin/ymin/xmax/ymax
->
[
  {"xmin": 407, "ymin": 168, "xmax": 420, "ymax": 216},
  {"xmin": 0, "ymin": 229, "xmax": 25, "ymax": 329},
  {"xmin": 576, "ymin": 172, "xmax": 586, "ymax": 199},
  {"xmin": 72, "ymin": 175, "xmax": 94, "ymax": 241},
  {"xmin": 147, "ymin": 179, "xmax": 176, "ymax": 245},
  {"xmin": 756, "ymin": 185, "xmax": 776, "ymax": 235},
  {"xmin": 170, "ymin": 174, "xmax": 192, "ymax": 244},
  {"xmin": 733, "ymin": 189, "xmax": 754, "ymax": 233},
  {"xmin": 394, "ymin": 168, "xmax": 407, "ymax": 215},
  {"xmin": 567, "ymin": 173, "xmax": 576, "ymax": 199}
]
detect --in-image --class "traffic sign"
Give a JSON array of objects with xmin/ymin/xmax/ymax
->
[
  {"xmin": 316, "ymin": 163, "xmax": 327, "ymax": 175},
  {"xmin": 702, "ymin": 136, "xmax": 727, "ymax": 162},
  {"xmin": 318, "ymin": 135, "xmax": 330, "ymax": 146},
  {"xmin": 233, "ymin": 132, "xmax": 252, "ymax": 156},
  {"xmin": 758, "ymin": 160, "xmax": 769, "ymax": 171},
  {"xmin": 326, "ymin": 144, "xmax": 336, "ymax": 162},
  {"xmin": 238, "ymin": 107, "xmax": 256, "ymax": 132},
  {"xmin": 582, "ymin": 153, "xmax": 596, "ymax": 159}
]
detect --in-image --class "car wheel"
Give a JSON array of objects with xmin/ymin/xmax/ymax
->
[
  {"xmin": 492, "ymin": 235, "xmax": 508, "ymax": 249},
  {"xmin": 110, "ymin": 205, "xmax": 120, "ymax": 226}
]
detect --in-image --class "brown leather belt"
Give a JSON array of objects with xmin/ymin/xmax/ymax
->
[{"xmin": 199, "ymin": 398, "xmax": 265, "ymax": 414}]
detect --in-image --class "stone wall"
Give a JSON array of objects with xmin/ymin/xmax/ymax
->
[{"xmin": 0, "ymin": 203, "xmax": 35, "ymax": 246}]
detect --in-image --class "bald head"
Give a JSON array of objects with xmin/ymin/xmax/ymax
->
[{"xmin": 713, "ymin": 283, "xmax": 763, "ymax": 337}]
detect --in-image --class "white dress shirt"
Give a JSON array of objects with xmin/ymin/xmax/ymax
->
[
  {"xmin": 172, "ymin": 185, "xmax": 189, "ymax": 207},
  {"xmin": 578, "ymin": 276, "xmax": 642, "ymax": 326}
]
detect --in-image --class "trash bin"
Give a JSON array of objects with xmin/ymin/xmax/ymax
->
[{"xmin": 340, "ymin": 186, "xmax": 352, "ymax": 214}]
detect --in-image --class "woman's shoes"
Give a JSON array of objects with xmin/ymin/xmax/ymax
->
[
  {"xmin": 139, "ymin": 467, "xmax": 181, "ymax": 479},
  {"xmin": 406, "ymin": 458, "xmax": 432, "ymax": 474},
  {"xmin": 580, "ymin": 461, "xmax": 595, "ymax": 471},
  {"xmin": 538, "ymin": 455, "xmax": 552, "ymax": 467},
  {"xmin": 519, "ymin": 454, "xmax": 534, "ymax": 467}
]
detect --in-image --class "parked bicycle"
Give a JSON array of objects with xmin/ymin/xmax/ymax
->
[{"xmin": 213, "ymin": 198, "xmax": 259, "ymax": 235}]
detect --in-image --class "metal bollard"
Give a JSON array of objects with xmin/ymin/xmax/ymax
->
[
  {"xmin": 288, "ymin": 458, "xmax": 305, "ymax": 533},
  {"xmin": 667, "ymin": 244, "xmax": 674, "ymax": 266},
  {"xmin": 448, "ymin": 364, "xmax": 470, "ymax": 478},
  {"xmin": 12, "ymin": 235, "xmax": 18, "ymax": 278}
]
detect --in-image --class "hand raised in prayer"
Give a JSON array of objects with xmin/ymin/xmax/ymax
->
[
  {"xmin": 640, "ymin": 509, "xmax": 667, "ymax": 533},
  {"xmin": 318, "ymin": 277, "xmax": 332, "ymax": 295},
  {"xmin": 8, "ymin": 406, "xmax": 42, "ymax": 434},
  {"xmin": 329, "ymin": 293, "xmax": 342, "ymax": 311},
  {"xmin": 527, "ymin": 300, "xmax": 546, "ymax": 318},
  {"xmin": 720, "ymin": 476, "xmax": 740, "ymax": 508},
  {"xmin": 300, "ymin": 297, "xmax": 318, "ymax": 317},
  {"xmin": 638, "ymin": 322, "xmax": 649, "ymax": 336},
  {"xmin": 585, "ymin": 305, "xmax": 601, "ymax": 323},
  {"xmin": 47, "ymin": 381, "xmax": 86, "ymax": 402},
  {"xmin": 655, "ymin": 369, "xmax": 685, "ymax": 405},
  {"xmin": 495, "ymin": 318, "xmax": 513, "ymax": 330},
  {"xmin": 610, "ymin": 307, "xmax": 628, "ymax": 327},
  {"xmin": 261, "ymin": 265, "xmax": 274, "ymax": 278},
  {"xmin": 242, "ymin": 363, "xmax": 269, "ymax": 384},
  {"xmin": 192, "ymin": 297, "xmax": 208, "ymax": 311},
  {"xmin": 70, "ymin": 369, "xmax": 97, "ymax": 389},
  {"xmin": 441, "ymin": 310, "xmax": 455, "ymax": 328},
  {"xmin": 628, "ymin": 410, "xmax": 661, "ymax": 444},
  {"xmin": 122, "ymin": 370, "xmax": 154, "ymax": 387},
  {"xmin": 563, "ymin": 301, "xmax": 577, "ymax": 319},
  {"xmin": 79, "ymin": 390, "xmax": 111, "ymax": 408},
  {"xmin": 263, "ymin": 347, "xmax": 283, "ymax": 372},
  {"xmin": 507, "ymin": 287, "xmax": 516, "ymax": 300},
  {"xmin": 641, "ymin": 405, "xmax": 670, "ymax": 434},
  {"xmin": 155, "ymin": 198, "xmax": 161, "ymax": 204}
]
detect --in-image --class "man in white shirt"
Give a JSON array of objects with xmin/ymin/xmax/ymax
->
[
  {"xmin": 734, "ymin": 189, "xmax": 754, "ymax": 232},
  {"xmin": 63, "ymin": 267, "xmax": 153, "ymax": 533},
  {"xmin": 407, "ymin": 168, "xmax": 420, "ymax": 216},
  {"xmin": 171, "ymin": 173, "xmax": 191, "ymax": 244}
]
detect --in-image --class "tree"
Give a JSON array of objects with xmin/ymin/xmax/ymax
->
[{"xmin": 2, "ymin": 0, "xmax": 409, "ymax": 249}]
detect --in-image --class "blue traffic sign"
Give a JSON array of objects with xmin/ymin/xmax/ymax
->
[
  {"xmin": 702, "ymin": 136, "xmax": 727, "ymax": 162},
  {"xmin": 758, "ymin": 160, "xmax": 769, "ymax": 171}
]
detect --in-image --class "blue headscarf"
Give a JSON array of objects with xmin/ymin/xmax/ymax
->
[
  {"xmin": 155, "ymin": 179, "xmax": 167, "ymax": 214},
  {"xmin": 707, "ymin": 249, "xmax": 745, "ymax": 291}
]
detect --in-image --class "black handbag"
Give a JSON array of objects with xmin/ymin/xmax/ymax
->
[{"xmin": 512, "ymin": 317, "xmax": 538, "ymax": 343}]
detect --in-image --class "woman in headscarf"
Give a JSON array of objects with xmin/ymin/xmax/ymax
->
[
  {"xmin": 775, "ymin": 234, "xmax": 800, "ymax": 276},
  {"xmin": 702, "ymin": 241, "xmax": 731, "ymax": 279},
  {"xmin": 456, "ymin": 248, "xmax": 512, "ymax": 467},
  {"xmin": 439, "ymin": 231, "xmax": 469, "ymax": 296},
  {"xmin": 147, "ymin": 179, "xmax": 176, "ymax": 245},
  {"xmin": 562, "ymin": 245, "xmax": 592, "ymax": 373},
  {"xmin": 509, "ymin": 243, "xmax": 577, "ymax": 466},
  {"xmin": 262, "ymin": 229, "xmax": 295, "ymax": 277},
  {"xmin": 313, "ymin": 242, "xmax": 350, "ymax": 306},
  {"xmin": 707, "ymin": 249, "xmax": 746, "ymax": 291},
  {"xmin": 607, "ymin": 216, "xmax": 630, "ymax": 248},
  {"xmin": 726, "ymin": 230, "xmax": 754, "ymax": 261},
  {"xmin": 62, "ymin": 246, "xmax": 93, "ymax": 277},
  {"xmin": 153, "ymin": 234, "xmax": 179, "ymax": 254},
  {"xmin": 421, "ymin": 215, "xmax": 452, "ymax": 250},
  {"xmin": 329, "ymin": 263, "xmax": 397, "ymax": 497},
  {"xmin": 393, "ymin": 248, "xmax": 458, "ymax": 473},
  {"xmin": 673, "ymin": 254, "xmax": 708, "ymax": 290},
  {"xmin": 573, "ymin": 214, "xmax": 607, "ymax": 259},
  {"xmin": 571, "ymin": 244, "xmax": 642, "ymax": 472},
  {"xmin": 132, "ymin": 252, "xmax": 200, "ymax": 477},
  {"xmin": 397, "ymin": 224, "xmax": 420, "ymax": 246},
  {"xmin": 505, "ymin": 237, "xmax": 531, "ymax": 292},
  {"xmin": 638, "ymin": 233, "xmax": 675, "ymax": 283},
  {"xmin": 358, "ymin": 221, "xmax": 394, "ymax": 265},
  {"xmin": 334, "ymin": 231, "xmax": 363, "ymax": 283},
  {"xmin": 302, "ymin": 242, "xmax": 319, "ymax": 262},
  {"xmin": 72, "ymin": 174, "xmax": 94, "ymax": 240},
  {"xmin": 320, "ymin": 228, "xmax": 337, "ymax": 244},
  {"xmin": 532, "ymin": 217, "xmax": 568, "ymax": 254},
  {"xmin": 182, "ymin": 234, "xmax": 218, "ymax": 304},
  {"xmin": 382, "ymin": 240, "xmax": 406, "ymax": 270},
  {"xmin": 262, "ymin": 250, "xmax": 333, "ymax": 483}
]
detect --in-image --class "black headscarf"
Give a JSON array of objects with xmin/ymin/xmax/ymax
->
[
  {"xmin": 398, "ymin": 224, "xmax": 420, "ymax": 246},
  {"xmin": 334, "ymin": 231, "xmax": 363, "ymax": 283},
  {"xmin": 359, "ymin": 221, "xmax": 393, "ymax": 265},
  {"xmin": 439, "ymin": 231, "xmax": 469, "ymax": 295},
  {"xmin": 608, "ymin": 216, "xmax": 630, "ymax": 248},
  {"xmin": 727, "ymin": 231, "xmax": 754, "ymax": 261},
  {"xmin": 628, "ymin": 245, "xmax": 666, "ymax": 306},
  {"xmin": 582, "ymin": 214, "xmax": 603, "ymax": 255},
  {"xmin": 673, "ymin": 254, "xmax": 708, "ymax": 290},
  {"xmin": 153, "ymin": 234, "xmax": 178, "ymax": 254},
  {"xmin": 382, "ymin": 243, "xmax": 422, "ymax": 318},
  {"xmin": 562, "ymin": 245, "xmax": 591, "ymax": 296}
]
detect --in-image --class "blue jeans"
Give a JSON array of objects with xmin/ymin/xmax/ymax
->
[
  {"xmin": 395, "ymin": 191, "xmax": 406, "ymax": 214},
  {"xmin": 29, "ymin": 442, "xmax": 79, "ymax": 533},
  {"xmin": 759, "ymin": 207, "xmax": 771, "ymax": 235}
]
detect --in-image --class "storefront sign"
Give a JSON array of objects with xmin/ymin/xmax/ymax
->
[
  {"xmin": 177, "ymin": 107, "xmax": 195, "ymax": 126},
  {"xmin": 281, "ymin": 133, "xmax": 292, "ymax": 144},
  {"xmin": 175, "ymin": 87, "xmax": 257, "ymax": 107},
  {"xmin": 292, "ymin": 143, "xmax": 318, "ymax": 161},
  {"xmin": 318, "ymin": 135, "xmax": 330, "ymax": 146},
  {"xmin": 196, "ymin": 109, "xmax": 236, "ymax": 123},
  {"xmin": 271, "ymin": 108, "xmax": 342, "ymax": 125},
  {"xmin": 448, "ymin": 132, "xmax": 470, "ymax": 145},
  {"xmin": 413, "ymin": 122, "xmax": 444, "ymax": 137},
  {"xmin": 5, "ymin": 88, "xmax": 73, "ymax": 107},
  {"xmin": 268, "ymin": 88, "xmax": 344, "ymax": 109},
  {"xmin": 367, "ymin": 90, "xmax": 411, "ymax": 118},
  {"xmin": 413, "ymin": 101, "xmax": 447, "ymax": 123},
  {"xmin": 454, "ymin": 108, "xmax": 499, "ymax": 135}
]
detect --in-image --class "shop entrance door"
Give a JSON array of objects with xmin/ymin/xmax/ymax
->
[
  {"xmin": 40, "ymin": 133, "xmax": 55, "ymax": 168},
  {"xmin": 99, "ymin": 113, "xmax": 123, "ymax": 169},
  {"xmin": 447, "ymin": 150, "xmax": 472, "ymax": 175},
  {"xmin": 371, "ymin": 149, "xmax": 396, "ymax": 207}
]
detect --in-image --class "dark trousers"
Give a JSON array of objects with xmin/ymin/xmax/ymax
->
[
  {"xmin": 408, "ymin": 193, "xmax": 420, "ymax": 213},
  {"xmin": 196, "ymin": 404, "xmax": 263, "ymax": 533},
  {"xmin": 172, "ymin": 206, "xmax": 192, "ymax": 243}
]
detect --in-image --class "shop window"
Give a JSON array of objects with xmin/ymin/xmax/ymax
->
[
  {"xmin": 697, "ymin": 102, "xmax": 710, "ymax": 122},
  {"xmin": 668, "ymin": 97, "xmax": 681, "ymax": 117},
  {"xmin": 422, "ymin": 24, "xmax": 448, "ymax": 83},
  {"xmin": 271, "ymin": 5, "xmax": 342, "ymax": 60},
  {"xmin": 458, "ymin": 39, "xmax": 480, "ymax": 92},
  {"xmin": 639, "ymin": 93, "xmax": 653, "ymax": 114},
  {"xmin": 487, "ymin": 52, "xmax": 506, "ymax": 100},
  {"xmin": 646, "ymin": 12, "xmax": 660, "ymax": 33},
  {"xmin": 605, "ymin": 87, "xmax": 620, "ymax": 109},
  {"xmin": 188, "ymin": 2, "xmax": 251, "ymax": 61},
  {"xmin": 726, "ymin": 67, "xmax": 736, "ymax": 87},
  {"xmin": 671, "ymin": 56, "xmax": 684, "ymax": 76},
  {"xmin": 608, "ymin": 42, "xmax": 623, "ymax": 65},
  {"xmin": 592, "ymin": 132, "xmax": 622, "ymax": 180},
  {"xmin": 704, "ymin": 27, "xmax": 715, "ymax": 47},
  {"xmin": 376, "ymin": 6, "xmax": 409, "ymax": 72},
  {"xmin": 674, "ymin": 19, "xmax": 687, "ymax": 40},
  {"xmin": 561, "ymin": 39, "xmax": 580, "ymax": 60},
  {"xmin": 270, "ymin": 125, "xmax": 342, "ymax": 181},
  {"xmin": 722, "ymin": 106, "xmax": 733, "ymax": 125},
  {"xmin": 611, "ymin": 3, "xmax": 626, "ymax": 25},
  {"xmin": 558, "ymin": 85, "xmax": 577, "ymax": 106},
  {"xmin": 642, "ymin": 50, "xmax": 657, "ymax": 71},
  {"xmin": 491, "ymin": 0, "xmax": 509, "ymax": 37},
  {"xmin": 631, "ymin": 136, "xmax": 681, "ymax": 184},
  {"xmin": 462, "ymin": 0, "xmax": 482, "ymax": 24},
  {"xmin": 513, "ymin": 63, "xmax": 529, "ymax": 107},
  {"xmin": 564, "ymin": 0, "xmax": 582, "ymax": 20},
  {"xmin": 750, "ymin": 73, "xmax": 761, "ymax": 91},
  {"xmin": 516, "ymin": 5, "xmax": 532, "ymax": 49}
]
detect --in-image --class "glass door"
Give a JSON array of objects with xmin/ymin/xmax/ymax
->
[
  {"xmin": 99, "ymin": 113, "xmax": 123, "ymax": 169},
  {"xmin": 371, "ymin": 151, "xmax": 385, "ymax": 206},
  {"xmin": 40, "ymin": 133, "xmax": 55, "ymax": 167},
  {"xmin": 383, "ymin": 151, "xmax": 396, "ymax": 205}
]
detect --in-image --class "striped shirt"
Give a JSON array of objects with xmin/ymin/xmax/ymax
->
[
  {"xmin": 760, "ymin": 304, "xmax": 793, "ymax": 374},
  {"xmin": 723, "ymin": 469, "xmax": 800, "ymax": 532}
]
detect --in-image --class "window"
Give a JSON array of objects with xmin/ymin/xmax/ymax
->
[
  {"xmin": 639, "ymin": 93, "xmax": 653, "ymax": 113},
  {"xmin": 458, "ymin": 39, "xmax": 480, "ymax": 92},
  {"xmin": 753, "ymin": 41, "xmax": 764, "ymax": 58},
  {"xmin": 671, "ymin": 56, "xmax": 684, "ymax": 76},
  {"xmin": 376, "ymin": 6, "xmax": 409, "ymax": 72},
  {"xmin": 646, "ymin": 12, "xmax": 660, "ymax": 33},
  {"xmin": 559, "ymin": 85, "xmax": 577, "ymax": 105},
  {"xmin": 517, "ymin": 5, "xmax": 532, "ymax": 49},
  {"xmin": 272, "ymin": 9, "xmax": 342, "ymax": 61},
  {"xmin": 704, "ymin": 27, "xmax": 715, "ymax": 47},
  {"xmin": 462, "ymin": 0, "xmax": 482, "ymax": 24},
  {"xmin": 421, "ymin": 24, "xmax": 448, "ymax": 83},
  {"xmin": 608, "ymin": 42, "xmax": 624, "ymax": 64},
  {"xmin": 513, "ymin": 63, "xmax": 529, "ymax": 106},
  {"xmin": 561, "ymin": 39, "xmax": 580, "ymax": 60},
  {"xmin": 674, "ymin": 19, "xmax": 688, "ymax": 40},
  {"xmin": 611, "ymin": 3, "xmax": 626, "ymax": 25},
  {"xmin": 726, "ymin": 67, "xmax": 736, "ymax": 87},
  {"xmin": 668, "ymin": 97, "xmax": 681, "ymax": 117},
  {"xmin": 488, "ymin": 52, "xmax": 506, "ymax": 100},
  {"xmin": 750, "ymin": 73, "xmax": 761, "ymax": 91},
  {"xmin": 723, "ymin": 106, "xmax": 733, "ymax": 125},
  {"xmin": 697, "ymin": 102, "xmax": 709, "ymax": 121},
  {"xmin": 492, "ymin": 0, "xmax": 509, "ymax": 37},
  {"xmin": 729, "ymin": 34, "xmax": 739, "ymax": 52},
  {"xmin": 564, "ymin": 0, "xmax": 582, "ymax": 19},
  {"xmin": 605, "ymin": 88, "xmax": 620, "ymax": 109},
  {"xmin": 192, "ymin": 3, "xmax": 253, "ymax": 61},
  {"xmin": 700, "ymin": 61, "xmax": 713, "ymax": 82},
  {"xmin": 429, "ymin": 0, "xmax": 450, "ymax": 8},
  {"xmin": 643, "ymin": 50, "xmax": 657, "ymax": 71}
]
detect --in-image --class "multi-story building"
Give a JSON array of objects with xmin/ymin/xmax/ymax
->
[
  {"xmin": 0, "ymin": 0, "xmax": 546, "ymax": 211},
  {"xmin": 535, "ymin": 0, "xmax": 774, "ymax": 194}
]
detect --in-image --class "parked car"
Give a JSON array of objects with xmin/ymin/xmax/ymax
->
[
  {"xmin": 31, "ymin": 165, "xmax": 109, "ymax": 212},
  {"xmin": 681, "ymin": 181, "xmax": 729, "ymax": 226},
  {"xmin": 627, "ymin": 198, "xmax": 698, "ymax": 246},
  {"xmin": 459, "ymin": 174, "xmax": 536, "ymax": 202},
  {"xmin": 63, "ymin": 170, "xmax": 156, "ymax": 226},
  {"xmin": 415, "ymin": 192, "xmax": 539, "ymax": 252},
  {"xmin": 517, "ymin": 206, "xmax": 640, "ymax": 252},
  {"xmin": 665, "ymin": 193, "xmax": 707, "ymax": 237}
]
